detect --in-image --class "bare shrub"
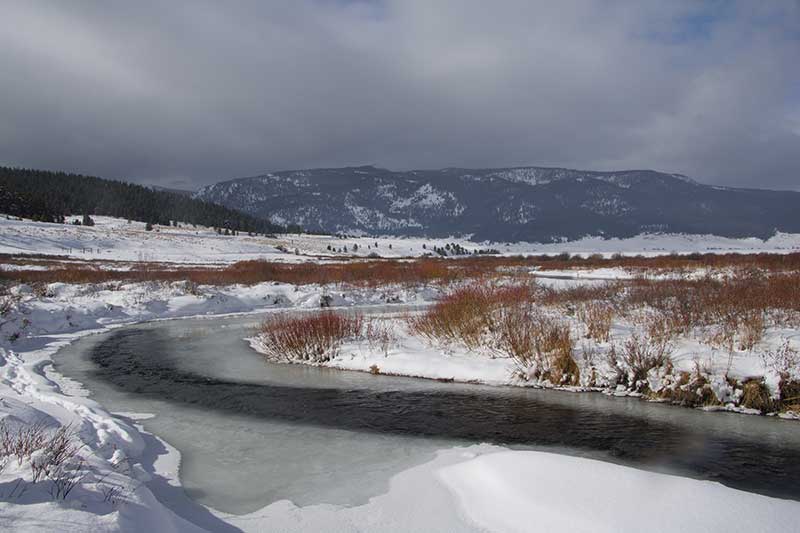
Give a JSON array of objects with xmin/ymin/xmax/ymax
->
[
  {"xmin": 760, "ymin": 339, "xmax": 800, "ymax": 376},
  {"xmin": 495, "ymin": 304, "xmax": 578, "ymax": 385},
  {"xmin": 577, "ymin": 302, "xmax": 614, "ymax": 342},
  {"xmin": 407, "ymin": 286, "xmax": 490, "ymax": 348},
  {"xmin": 538, "ymin": 282, "xmax": 623, "ymax": 308},
  {"xmin": 365, "ymin": 318, "xmax": 397, "ymax": 356},
  {"xmin": 615, "ymin": 333, "xmax": 672, "ymax": 391},
  {"xmin": 0, "ymin": 290, "xmax": 16, "ymax": 317},
  {"xmin": 0, "ymin": 422, "xmax": 86, "ymax": 500},
  {"xmin": 256, "ymin": 311, "xmax": 364, "ymax": 363},
  {"xmin": 0, "ymin": 420, "xmax": 48, "ymax": 464},
  {"xmin": 407, "ymin": 282, "xmax": 534, "ymax": 349}
]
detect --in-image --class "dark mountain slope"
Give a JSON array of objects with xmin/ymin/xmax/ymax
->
[{"xmin": 195, "ymin": 166, "xmax": 800, "ymax": 241}]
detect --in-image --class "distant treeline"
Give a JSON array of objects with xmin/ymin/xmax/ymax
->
[{"xmin": 0, "ymin": 166, "xmax": 287, "ymax": 233}]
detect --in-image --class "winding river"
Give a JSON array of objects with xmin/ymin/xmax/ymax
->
[{"xmin": 54, "ymin": 309, "xmax": 800, "ymax": 517}]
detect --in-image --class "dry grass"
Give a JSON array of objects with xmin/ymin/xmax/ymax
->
[
  {"xmin": 624, "ymin": 272, "xmax": 800, "ymax": 346},
  {"xmin": 662, "ymin": 370, "xmax": 719, "ymax": 407},
  {"xmin": 533, "ymin": 251, "xmax": 800, "ymax": 273},
  {"xmin": 577, "ymin": 302, "xmax": 615, "ymax": 342},
  {"xmin": 740, "ymin": 379, "xmax": 774, "ymax": 413},
  {"xmin": 256, "ymin": 311, "xmax": 364, "ymax": 363},
  {"xmin": 779, "ymin": 379, "xmax": 800, "ymax": 412},
  {"xmin": 4, "ymin": 251, "xmax": 800, "ymax": 288}
]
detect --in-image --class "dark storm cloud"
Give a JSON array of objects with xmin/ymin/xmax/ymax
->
[{"xmin": 1, "ymin": 0, "xmax": 798, "ymax": 190}]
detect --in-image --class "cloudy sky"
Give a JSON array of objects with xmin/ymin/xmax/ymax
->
[{"xmin": 1, "ymin": 0, "xmax": 798, "ymax": 190}]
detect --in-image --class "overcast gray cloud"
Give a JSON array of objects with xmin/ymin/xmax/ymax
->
[{"xmin": 1, "ymin": 0, "xmax": 798, "ymax": 190}]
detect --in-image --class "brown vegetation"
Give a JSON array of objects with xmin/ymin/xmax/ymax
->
[
  {"xmin": 4, "ymin": 251, "xmax": 800, "ymax": 288},
  {"xmin": 406, "ymin": 283, "xmax": 526, "ymax": 348},
  {"xmin": 610, "ymin": 333, "xmax": 672, "ymax": 391},
  {"xmin": 256, "ymin": 311, "xmax": 364, "ymax": 363},
  {"xmin": 577, "ymin": 302, "xmax": 615, "ymax": 342}
]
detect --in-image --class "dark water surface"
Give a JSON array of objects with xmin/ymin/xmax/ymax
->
[{"xmin": 54, "ymin": 313, "xmax": 800, "ymax": 514}]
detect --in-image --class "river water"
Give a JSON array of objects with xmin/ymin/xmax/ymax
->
[{"xmin": 54, "ymin": 310, "xmax": 800, "ymax": 516}]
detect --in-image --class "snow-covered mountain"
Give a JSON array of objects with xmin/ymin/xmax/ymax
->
[{"xmin": 194, "ymin": 166, "xmax": 800, "ymax": 241}]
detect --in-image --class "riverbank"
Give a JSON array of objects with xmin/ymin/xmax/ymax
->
[{"xmin": 248, "ymin": 275, "xmax": 800, "ymax": 420}]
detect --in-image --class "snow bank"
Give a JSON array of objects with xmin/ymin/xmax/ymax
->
[{"xmin": 438, "ymin": 450, "xmax": 800, "ymax": 533}]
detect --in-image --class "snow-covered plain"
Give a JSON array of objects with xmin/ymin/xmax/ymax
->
[
  {"xmin": 2, "ymin": 216, "xmax": 800, "ymax": 531},
  {"xmin": 3, "ymin": 215, "xmax": 800, "ymax": 265}
]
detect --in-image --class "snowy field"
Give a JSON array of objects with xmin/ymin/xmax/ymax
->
[
  {"xmin": 3, "ymin": 215, "xmax": 800, "ymax": 265},
  {"xmin": 2, "ymin": 216, "xmax": 800, "ymax": 531}
]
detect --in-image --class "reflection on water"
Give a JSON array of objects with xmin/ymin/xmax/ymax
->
[{"xmin": 55, "ymin": 313, "xmax": 800, "ymax": 515}]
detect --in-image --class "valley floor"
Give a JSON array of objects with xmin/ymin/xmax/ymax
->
[
  {"xmin": 0, "ymin": 279, "xmax": 798, "ymax": 532},
  {"xmin": 3, "ymin": 215, "xmax": 800, "ymax": 266},
  {"xmin": 2, "ymin": 216, "xmax": 800, "ymax": 532}
]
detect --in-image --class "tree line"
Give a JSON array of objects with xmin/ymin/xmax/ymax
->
[{"xmin": 0, "ymin": 166, "xmax": 286, "ymax": 234}]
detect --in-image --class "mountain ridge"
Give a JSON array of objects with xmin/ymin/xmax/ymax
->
[{"xmin": 194, "ymin": 164, "xmax": 800, "ymax": 242}]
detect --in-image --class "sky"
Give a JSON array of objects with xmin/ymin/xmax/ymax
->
[{"xmin": 1, "ymin": 0, "xmax": 798, "ymax": 191}]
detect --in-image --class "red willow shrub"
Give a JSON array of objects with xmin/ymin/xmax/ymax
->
[{"xmin": 255, "ymin": 311, "xmax": 364, "ymax": 363}]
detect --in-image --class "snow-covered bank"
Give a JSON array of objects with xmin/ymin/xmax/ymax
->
[
  {"xmin": 251, "ymin": 294, "xmax": 800, "ymax": 418},
  {"xmin": 219, "ymin": 444, "xmax": 800, "ymax": 533},
  {"xmin": 437, "ymin": 449, "xmax": 800, "ymax": 533}
]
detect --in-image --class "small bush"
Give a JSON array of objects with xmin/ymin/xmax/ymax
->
[
  {"xmin": 256, "ymin": 311, "xmax": 364, "ymax": 363},
  {"xmin": 495, "ymin": 304, "xmax": 578, "ymax": 385},
  {"xmin": 407, "ymin": 283, "xmax": 530, "ymax": 349},
  {"xmin": 365, "ymin": 318, "xmax": 397, "ymax": 356},
  {"xmin": 614, "ymin": 333, "xmax": 672, "ymax": 391},
  {"xmin": 0, "ymin": 421, "xmax": 86, "ymax": 500},
  {"xmin": 1, "ymin": 420, "xmax": 48, "ymax": 463}
]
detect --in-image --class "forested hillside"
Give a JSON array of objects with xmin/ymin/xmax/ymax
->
[
  {"xmin": 196, "ymin": 165, "xmax": 800, "ymax": 241},
  {"xmin": 0, "ymin": 167, "xmax": 285, "ymax": 233}
]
